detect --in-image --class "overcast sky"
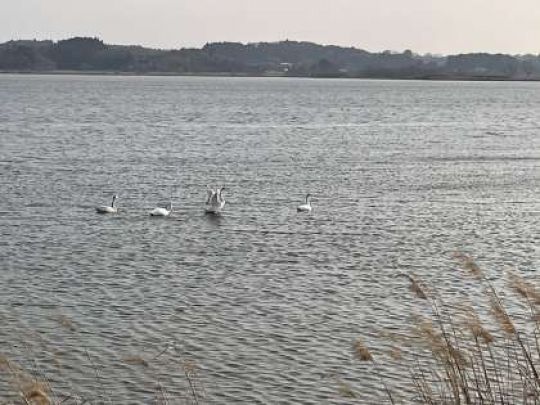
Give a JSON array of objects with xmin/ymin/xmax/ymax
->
[{"xmin": 2, "ymin": 0, "xmax": 539, "ymax": 54}]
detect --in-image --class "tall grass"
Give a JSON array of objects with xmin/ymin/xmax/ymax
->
[
  {"xmin": 351, "ymin": 254, "xmax": 539, "ymax": 404},
  {"xmin": 0, "ymin": 340, "xmax": 204, "ymax": 404}
]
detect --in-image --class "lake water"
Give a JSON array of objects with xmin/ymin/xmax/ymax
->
[{"xmin": 0, "ymin": 75, "xmax": 539, "ymax": 403}]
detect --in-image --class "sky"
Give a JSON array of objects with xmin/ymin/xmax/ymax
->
[{"xmin": 1, "ymin": 0, "xmax": 539, "ymax": 55}]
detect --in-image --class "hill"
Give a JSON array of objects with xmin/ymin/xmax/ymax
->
[{"xmin": 1, "ymin": 37, "xmax": 540, "ymax": 80}]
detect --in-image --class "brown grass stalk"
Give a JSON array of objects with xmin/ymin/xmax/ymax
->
[{"xmin": 355, "ymin": 256, "xmax": 539, "ymax": 404}]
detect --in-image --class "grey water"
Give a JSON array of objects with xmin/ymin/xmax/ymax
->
[{"xmin": 0, "ymin": 75, "xmax": 539, "ymax": 403}]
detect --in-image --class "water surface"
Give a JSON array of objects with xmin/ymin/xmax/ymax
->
[{"xmin": 0, "ymin": 75, "xmax": 539, "ymax": 403}]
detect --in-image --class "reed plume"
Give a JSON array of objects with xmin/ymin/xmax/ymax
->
[
  {"xmin": 123, "ymin": 355, "xmax": 150, "ymax": 367},
  {"xmin": 453, "ymin": 252, "xmax": 483, "ymax": 279},
  {"xmin": 21, "ymin": 381, "xmax": 52, "ymax": 405},
  {"xmin": 489, "ymin": 295, "xmax": 516, "ymax": 335},
  {"xmin": 463, "ymin": 306, "xmax": 494, "ymax": 345},
  {"xmin": 353, "ymin": 338, "xmax": 373, "ymax": 361},
  {"xmin": 508, "ymin": 271, "xmax": 540, "ymax": 306},
  {"xmin": 400, "ymin": 273, "xmax": 428, "ymax": 300},
  {"xmin": 336, "ymin": 379, "xmax": 357, "ymax": 398}
]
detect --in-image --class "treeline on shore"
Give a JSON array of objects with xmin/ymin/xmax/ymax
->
[{"xmin": 1, "ymin": 37, "xmax": 540, "ymax": 80}]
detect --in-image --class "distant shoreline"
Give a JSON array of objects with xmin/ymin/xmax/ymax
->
[
  {"xmin": 3, "ymin": 38, "xmax": 540, "ymax": 82},
  {"xmin": 2, "ymin": 70, "xmax": 539, "ymax": 82}
]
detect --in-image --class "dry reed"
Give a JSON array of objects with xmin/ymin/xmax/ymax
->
[
  {"xmin": 463, "ymin": 307, "xmax": 494, "ymax": 345},
  {"xmin": 336, "ymin": 379, "xmax": 357, "ymax": 398},
  {"xmin": 0, "ymin": 354, "xmax": 53, "ymax": 405},
  {"xmin": 0, "ymin": 346, "xmax": 205, "ymax": 404},
  {"xmin": 353, "ymin": 254, "xmax": 539, "ymax": 404},
  {"xmin": 122, "ymin": 355, "xmax": 150, "ymax": 367},
  {"xmin": 508, "ymin": 271, "xmax": 540, "ymax": 306},
  {"xmin": 353, "ymin": 338, "xmax": 374, "ymax": 362}
]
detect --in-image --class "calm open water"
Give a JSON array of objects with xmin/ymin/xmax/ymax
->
[{"xmin": 0, "ymin": 75, "xmax": 539, "ymax": 403}]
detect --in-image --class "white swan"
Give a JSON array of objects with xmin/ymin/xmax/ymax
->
[
  {"xmin": 150, "ymin": 201, "xmax": 172, "ymax": 217},
  {"xmin": 206, "ymin": 187, "xmax": 216, "ymax": 205},
  {"xmin": 96, "ymin": 195, "xmax": 118, "ymax": 214},
  {"xmin": 205, "ymin": 186, "xmax": 225, "ymax": 214},
  {"xmin": 297, "ymin": 193, "xmax": 312, "ymax": 212}
]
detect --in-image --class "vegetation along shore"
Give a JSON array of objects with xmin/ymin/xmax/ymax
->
[{"xmin": 2, "ymin": 37, "xmax": 540, "ymax": 80}]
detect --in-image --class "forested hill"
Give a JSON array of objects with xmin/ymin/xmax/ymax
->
[{"xmin": 1, "ymin": 37, "xmax": 540, "ymax": 80}]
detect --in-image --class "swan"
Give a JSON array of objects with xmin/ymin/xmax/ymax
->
[
  {"xmin": 205, "ymin": 186, "xmax": 226, "ymax": 214},
  {"xmin": 297, "ymin": 193, "xmax": 312, "ymax": 212},
  {"xmin": 96, "ymin": 195, "xmax": 118, "ymax": 214},
  {"xmin": 150, "ymin": 201, "xmax": 172, "ymax": 217},
  {"xmin": 206, "ymin": 186, "xmax": 216, "ymax": 205}
]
